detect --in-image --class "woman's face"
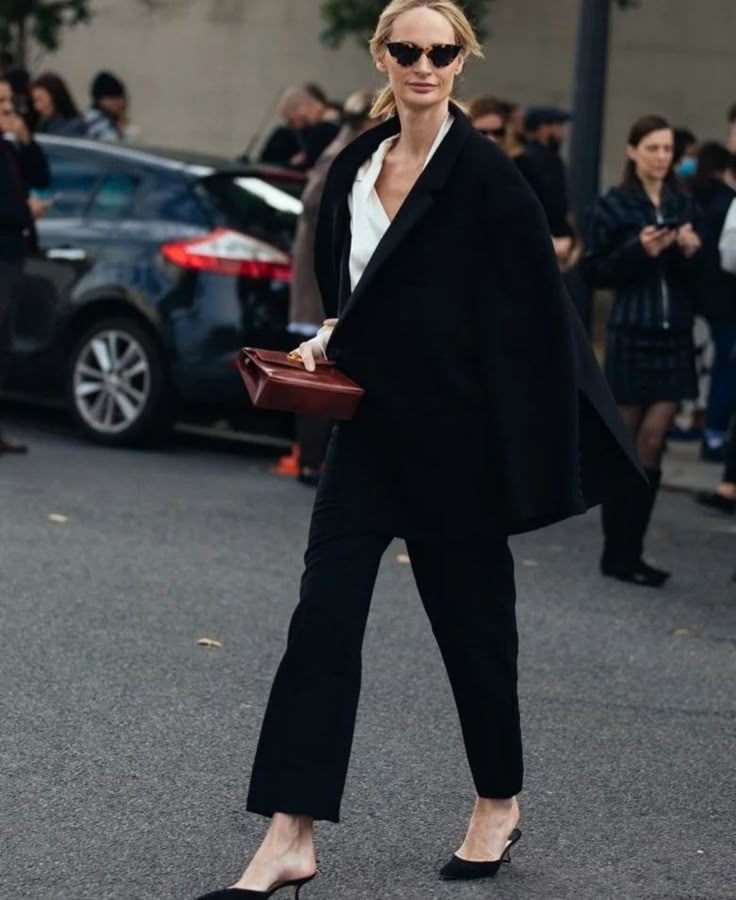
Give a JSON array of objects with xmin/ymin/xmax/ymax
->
[
  {"xmin": 31, "ymin": 86, "xmax": 54, "ymax": 120},
  {"xmin": 508, "ymin": 106, "xmax": 525, "ymax": 140},
  {"xmin": 376, "ymin": 7, "xmax": 464, "ymax": 114},
  {"xmin": 627, "ymin": 128, "xmax": 674, "ymax": 182},
  {"xmin": 0, "ymin": 80, "xmax": 13, "ymax": 123},
  {"xmin": 473, "ymin": 112, "xmax": 506, "ymax": 143}
]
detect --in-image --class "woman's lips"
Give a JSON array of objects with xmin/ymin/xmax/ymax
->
[{"xmin": 408, "ymin": 83, "xmax": 436, "ymax": 92}]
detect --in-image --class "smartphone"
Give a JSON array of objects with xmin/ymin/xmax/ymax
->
[{"xmin": 657, "ymin": 216, "xmax": 685, "ymax": 230}]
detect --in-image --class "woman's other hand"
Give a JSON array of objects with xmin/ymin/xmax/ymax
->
[
  {"xmin": 675, "ymin": 223, "xmax": 701, "ymax": 258},
  {"xmin": 291, "ymin": 319, "xmax": 338, "ymax": 372},
  {"xmin": 28, "ymin": 196, "xmax": 53, "ymax": 220},
  {"xmin": 640, "ymin": 225, "xmax": 676, "ymax": 258},
  {"xmin": 3, "ymin": 111, "xmax": 31, "ymax": 145}
]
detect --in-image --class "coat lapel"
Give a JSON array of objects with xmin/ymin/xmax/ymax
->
[{"xmin": 331, "ymin": 103, "xmax": 474, "ymax": 325}]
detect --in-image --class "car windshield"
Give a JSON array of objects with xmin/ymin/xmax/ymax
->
[{"xmin": 199, "ymin": 173, "xmax": 303, "ymax": 252}]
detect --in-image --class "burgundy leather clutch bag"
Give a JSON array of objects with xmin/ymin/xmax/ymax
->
[{"xmin": 237, "ymin": 348, "xmax": 364, "ymax": 420}]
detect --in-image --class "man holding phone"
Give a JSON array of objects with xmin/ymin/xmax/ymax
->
[{"xmin": 0, "ymin": 74, "xmax": 50, "ymax": 454}]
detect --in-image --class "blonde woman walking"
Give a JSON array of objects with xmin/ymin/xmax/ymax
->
[{"xmin": 194, "ymin": 2, "xmax": 640, "ymax": 897}]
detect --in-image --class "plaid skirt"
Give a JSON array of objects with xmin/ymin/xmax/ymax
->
[{"xmin": 605, "ymin": 326, "xmax": 697, "ymax": 405}]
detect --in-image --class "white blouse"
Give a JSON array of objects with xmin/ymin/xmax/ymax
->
[{"xmin": 347, "ymin": 112, "xmax": 454, "ymax": 292}]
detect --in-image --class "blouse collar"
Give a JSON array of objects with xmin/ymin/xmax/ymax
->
[{"xmin": 353, "ymin": 110, "xmax": 454, "ymax": 185}]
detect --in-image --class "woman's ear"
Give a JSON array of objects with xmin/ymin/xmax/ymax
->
[
  {"xmin": 454, "ymin": 54, "xmax": 465, "ymax": 78},
  {"xmin": 625, "ymin": 145, "xmax": 636, "ymax": 164},
  {"xmin": 375, "ymin": 52, "xmax": 387, "ymax": 74}
]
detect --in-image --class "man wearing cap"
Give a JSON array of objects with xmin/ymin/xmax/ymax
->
[
  {"xmin": 83, "ymin": 70, "xmax": 130, "ymax": 142},
  {"xmin": 517, "ymin": 106, "xmax": 580, "ymax": 270}
]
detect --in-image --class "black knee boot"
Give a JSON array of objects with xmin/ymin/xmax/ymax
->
[{"xmin": 600, "ymin": 468, "xmax": 670, "ymax": 587}]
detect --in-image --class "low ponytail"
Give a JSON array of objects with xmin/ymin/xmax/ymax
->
[{"xmin": 370, "ymin": 84, "xmax": 398, "ymax": 120}]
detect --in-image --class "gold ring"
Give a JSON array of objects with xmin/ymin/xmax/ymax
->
[{"xmin": 287, "ymin": 350, "xmax": 302, "ymax": 362}]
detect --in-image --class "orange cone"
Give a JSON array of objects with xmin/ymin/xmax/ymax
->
[{"xmin": 271, "ymin": 443, "xmax": 300, "ymax": 477}]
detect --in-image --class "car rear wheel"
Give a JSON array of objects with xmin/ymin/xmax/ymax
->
[{"xmin": 66, "ymin": 317, "xmax": 172, "ymax": 445}]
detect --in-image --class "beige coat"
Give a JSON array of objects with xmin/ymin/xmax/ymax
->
[{"xmin": 289, "ymin": 126, "xmax": 359, "ymax": 331}]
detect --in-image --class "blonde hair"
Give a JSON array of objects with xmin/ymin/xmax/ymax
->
[{"xmin": 368, "ymin": 0, "xmax": 484, "ymax": 120}]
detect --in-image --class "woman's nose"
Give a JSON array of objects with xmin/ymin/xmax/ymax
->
[{"xmin": 414, "ymin": 54, "xmax": 432, "ymax": 74}]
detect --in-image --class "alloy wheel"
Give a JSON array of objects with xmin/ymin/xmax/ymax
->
[{"xmin": 72, "ymin": 329, "xmax": 151, "ymax": 435}]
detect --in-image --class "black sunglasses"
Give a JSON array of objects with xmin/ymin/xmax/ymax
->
[
  {"xmin": 385, "ymin": 41, "xmax": 463, "ymax": 68},
  {"xmin": 477, "ymin": 126, "xmax": 506, "ymax": 139}
]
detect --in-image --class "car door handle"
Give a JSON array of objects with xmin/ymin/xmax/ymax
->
[{"xmin": 46, "ymin": 247, "xmax": 87, "ymax": 261}]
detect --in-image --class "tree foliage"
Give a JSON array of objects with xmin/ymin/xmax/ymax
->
[
  {"xmin": 0, "ymin": 0, "xmax": 92, "ymax": 66},
  {"xmin": 320, "ymin": 0, "xmax": 496, "ymax": 49},
  {"xmin": 320, "ymin": 0, "xmax": 639, "ymax": 50}
]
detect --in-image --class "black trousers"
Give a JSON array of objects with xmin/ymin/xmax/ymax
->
[
  {"xmin": 0, "ymin": 259, "xmax": 22, "ymax": 390},
  {"xmin": 295, "ymin": 413, "xmax": 332, "ymax": 471},
  {"xmin": 724, "ymin": 422, "xmax": 736, "ymax": 485},
  {"xmin": 246, "ymin": 490, "xmax": 523, "ymax": 823}
]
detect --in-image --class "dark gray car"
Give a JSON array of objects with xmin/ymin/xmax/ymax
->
[{"xmin": 6, "ymin": 136, "xmax": 305, "ymax": 445}]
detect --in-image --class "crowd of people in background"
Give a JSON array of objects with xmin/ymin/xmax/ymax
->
[
  {"xmin": 2, "ymin": 54, "xmax": 736, "ymax": 579},
  {"xmin": 0, "ymin": 52, "xmax": 135, "ymax": 143}
]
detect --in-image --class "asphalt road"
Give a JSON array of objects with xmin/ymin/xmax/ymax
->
[{"xmin": 1, "ymin": 405, "xmax": 735, "ymax": 900}]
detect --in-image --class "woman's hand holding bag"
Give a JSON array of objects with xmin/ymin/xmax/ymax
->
[
  {"xmin": 291, "ymin": 319, "xmax": 338, "ymax": 372},
  {"xmin": 237, "ymin": 317, "xmax": 363, "ymax": 420}
]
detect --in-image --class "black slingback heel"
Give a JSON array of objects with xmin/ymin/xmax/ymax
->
[
  {"xmin": 439, "ymin": 828, "xmax": 522, "ymax": 880},
  {"xmin": 194, "ymin": 873, "xmax": 316, "ymax": 899}
]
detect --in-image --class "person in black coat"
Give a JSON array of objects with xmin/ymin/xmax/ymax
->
[
  {"xmin": 516, "ymin": 105, "xmax": 581, "ymax": 271},
  {"xmin": 581, "ymin": 114, "xmax": 702, "ymax": 587},
  {"xmin": 0, "ymin": 75, "xmax": 50, "ymax": 454},
  {"xmin": 259, "ymin": 85, "xmax": 340, "ymax": 172},
  {"xmin": 194, "ymin": 3, "xmax": 640, "ymax": 897},
  {"xmin": 689, "ymin": 142, "xmax": 736, "ymax": 460}
]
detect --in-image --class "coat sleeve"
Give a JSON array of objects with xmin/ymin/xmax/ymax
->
[
  {"xmin": 16, "ymin": 140, "xmax": 50, "ymax": 190},
  {"xmin": 719, "ymin": 197, "xmax": 736, "ymax": 275},
  {"xmin": 475, "ymin": 157, "xmax": 583, "ymax": 524},
  {"xmin": 665, "ymin": 193, "xmax": 703, "ymax": 281},
  {"xmin": 0, "ymin": 144, "xmax": 31, "ymax": 230},
  {"xmin": 474, "ymin": 153, "xmax": 642, "ymax": 529},
  {"xmin": 580, "ymin": 194, "xmax": 655, "ymax": 289}
]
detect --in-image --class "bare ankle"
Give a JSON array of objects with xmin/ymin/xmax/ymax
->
[
  {"xmin": 234, "ymin": 817, "xmax": 315, "ymax": 891},
  {"xmin": 475, "ymin": 796, "xmax": 517, "ymax": 814},
  {"xmin": 268, "ymin": 813, "xmax": 313, "ymax": 840}
]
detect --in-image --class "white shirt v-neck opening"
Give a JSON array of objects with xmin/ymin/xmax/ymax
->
[{"xmin": 347, "ymin": 112, "xmax": 453, "ymax": 292}]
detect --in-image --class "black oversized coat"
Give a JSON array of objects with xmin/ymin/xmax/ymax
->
[{"xmin": 314, "ymin": 105, "xmax": 641, "ymax": 541}]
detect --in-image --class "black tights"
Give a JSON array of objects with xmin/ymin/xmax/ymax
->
[{"xmin": 617, "ymin": 401, "xmax": 678, "ymax": 469}]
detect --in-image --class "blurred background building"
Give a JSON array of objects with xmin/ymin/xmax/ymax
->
[{"xmin": 19, "ymin": 0, "xmax": 736, "ymax": 184}]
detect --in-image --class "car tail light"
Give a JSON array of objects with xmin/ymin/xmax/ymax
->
[{"xmin": 161, "ymin": 228, "xmax": 292, "ymax": 281}]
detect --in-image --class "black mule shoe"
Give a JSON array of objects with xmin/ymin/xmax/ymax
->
[
  {"xmin": 194, "ymin": 873, "xmax": 316, "ymax": 899},
  {"xmin": 0, "ymin": 437, "xmax": 28, "ymax": 454},
  {"xmin": 696, "ymin": 491, "xmax": 736, "ymax": 515},
  {"xmin": 439, "ymin": 828, "xmax": 522, "ymax": 881},
  {"xmin": 601, "ymin": 557, "xmax": 670, "ymax": 588}
]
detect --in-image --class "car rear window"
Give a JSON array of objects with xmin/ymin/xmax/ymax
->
[
  {"xmin": 199, "ymin": 174, "xmax": 303, "ymax": 252},
  {"xmin": 87, "ymin": 172, "xmax": 141, "ymax": 219},
  {"xmin": 134, "ymin": 176, "xmax": 210, "ymax": 227}
]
